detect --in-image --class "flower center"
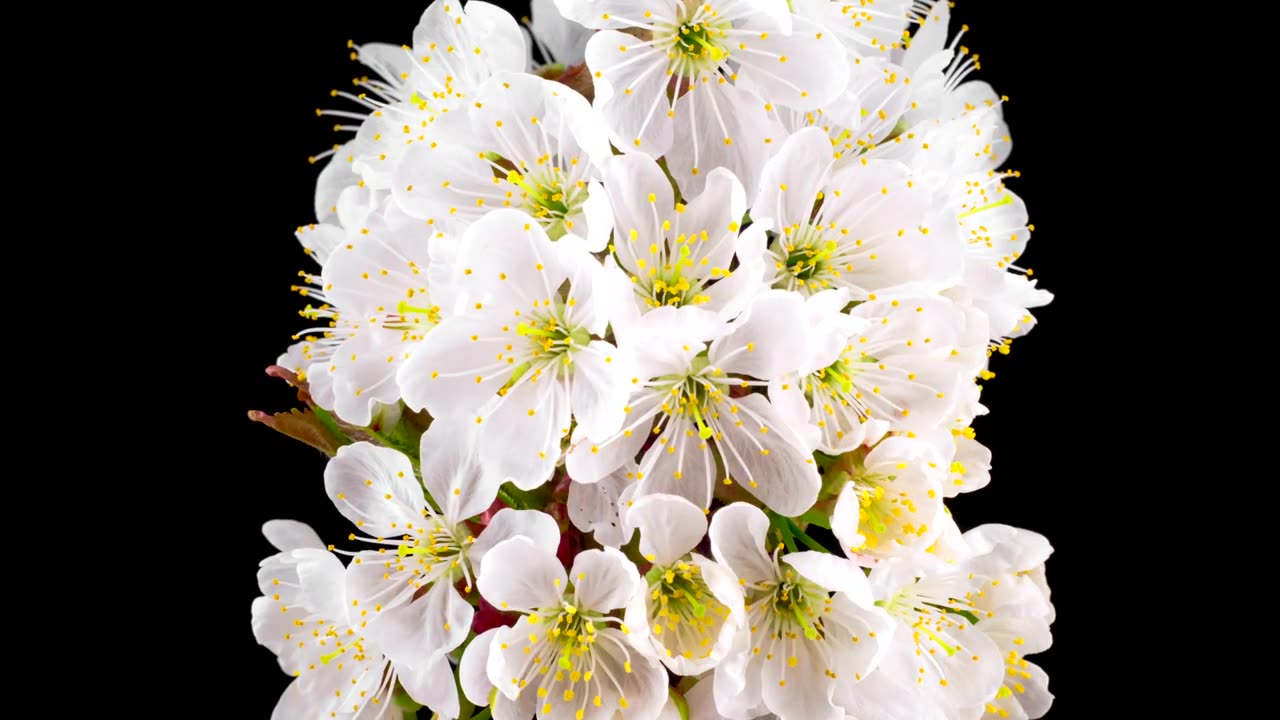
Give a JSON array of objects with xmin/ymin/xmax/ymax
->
[
  {"xmin": 773, "ymin": 224, "xmax": 840, "ymax": 291},
  {"xmin": 393, "ymin": 521, "xmax": 472, "ymax": 586},
  {"xmin": 658, "ymin": 365, "xmax": 724, "ymax": 440},
  {"xmin": 659, "ymin": 4, "xmax": 732, "ymax": 77},
  {"xmin": 644, "ymin": 560, "xmax": 729, "ymax": 660},
  {"xmin": 750, "ymin": 566, "xmax": 829, "ymax": 640},
  {"xmin": 517, "ymin": 309, "xmax": 592, "ymax": 361},
  {"xmin": 507, "ymin": 167, "xmax": 587, "ymax": 240}
]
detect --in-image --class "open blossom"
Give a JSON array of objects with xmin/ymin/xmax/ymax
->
[
  {"xmin": 600, "ymin": 152, "xmax": 766, "ymax": 325},
  {"xmin": 312, "ymin": 0, "xmax": 528, "ymax": 225},
  {"xmin": 281, "ymin": 209, "xmax": 447, "ymax": 426},
  {"xmin": 624, "ymin": 494, "xmax": 745, "ymax": 675},
  {"xmin": 563, "ymin": 0, "xmax": 847, "ymax": 194},
  {"xmin": 472, "ymin": 537, "xmax": 669, "ymax": 720},
  {"xmin": 770, "ymin": 290, "xmax": 986, "ymax": 454},
  {"xmin": 322, "ymin": 428, "xmax": 561, "ymax": 715},
  {"xmin": 399, "ymin": 209, "xmax": 633, "ymax": 488},
  {"xmin": 394, "ymin": 72, "xmax": 615, "ymax": 250},
  {"xmin": 567, "ymin": 291, "xmax": 821, "ymax": 516},
  {"xmin": 754, "ymin": 128, "xmax": 961, "ymax": 300},
  {"xmin": 252, "ymin": 523, "xmax": 447, "ymax": 718},
  {"xmin": 709, "ymin": 503, "xmax": 894, "ymax": 720}
]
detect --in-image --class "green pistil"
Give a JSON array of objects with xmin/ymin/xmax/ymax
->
[
  {"xmin": 919, "ymin": 625, "xmax": 958, "ymax": 657},
  {"xmin": 558, "ymin": 643, "xmax": 575, "ymax": 670},
  {"xmin": 517, "ymin": 321, "xmax": 590, "ymax": 349},
  {"xmin": 817, "ymin": 361, "xmax": 855, "ymax": 393},
  {"xmin": 956, "ymin": 194, "xmax": 1014, "ymax": 220},
  {"xmin": 793, "ymin": 605, "xmax": 820, "ymax": 640},
  {"xmin": 320, "ymin": 647, "xmax": 345, "ymax": 665},
  {"xmin": 689, "ymin": 401, "xmax": 713, "ymax": 439},
  {"xmin": 397, "ymin": 300, "xmax": 440, "ymax": 323}
]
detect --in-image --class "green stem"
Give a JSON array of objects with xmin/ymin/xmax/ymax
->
[
  {"xmin": 669, "ymin": 688, "xmax": 690, "ymax": 720},
  {"xmin": 784, "ymin": 518, "xmax": 828, "ymax": 552},
  {"xmin": 471, "ymin": 708, "xmax": 492, "ymax": 720}
]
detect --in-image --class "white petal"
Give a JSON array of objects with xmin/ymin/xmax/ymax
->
[
  {"xmin": 709, "ymin": 503, "xmax": 775, "ymax": 585},
  {"xmin": 570, "ymin": 340, "xmax": 633, "ymax": 441},
  {"xmin": 399, "ymin": 654, "xmax": 461, "ymax": 719},
  {"xmin": 634, "ymin": 416, "xmax": 718, "ymax": 511},
  {"xmin": 477, "ymin": 536, "xmax": 567, "ymax": 612},
  {"xmin": 477, "ymin": 367, "xmax": 571, "ymax": 489},
  {"xmin": 752, "ymin": 127, "xmax": 834, "ymax": 231},
  {"xmin": 368, "ymin": 581, "xmax": 473, "ymax": 667},
  {"xmin": 471, "ymin": 509, "xmax": 562, "ymax": 577},
  {"xmin": 567, "ymin": 465, "xmax": 637, "ymax": 548},
  {"xmin": 733, "ymin": 15, "xmax": 848, "ymax": 110},
  {"xmin": 580, "ymin": 180, "xmax": 615, "ymax": 253},
  {"xmin": 665, "ymin": 81, "xmax": 777, "ymax": 198},
  {"xmin": 397, "ymin": 315, "xmax": 514, "ymax": 417},
  {"xmin": 293, "ymin": 548, "xmax": 348, "ymax": 623},
  {"xmin": 324, "ymin": 443, "xmax": 424, "ymax": 538},
  {"xmin": 830, "ymin": 481, "xmax": 866, "ymax": 558},
  {"xmin": 625, "ymin": 493, "xmax": 708, "ymax": 566},
  {"xmin": 713, "ymin": 393, "xmax": 820, "ymax": 517},
  {"xmin": 262, "ymin": 520, "xmax": 324, "ymax": 552},
  {"xmin": 781, "ymin": 551, "xmax": 872, "ymax": 606},
  {"xmin": 585, "ymin": 30, "xmax": 675, "ymax": 155},
  {"xmin": 710, "ymin": 289, "xmax": 813, "ymax": 380},
  {"xmin": 568, "ymin": 547, "xmax": 641, "ymax": 612},
  {"xmin": 460, "ymin": 628, "xmax": 502, "ymax": 707},
  {"xmin": 418, "ymin": 419, "xmax": 498, "ymax": 525}
]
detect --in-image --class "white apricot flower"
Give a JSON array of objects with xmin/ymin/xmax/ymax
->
[
  {"xmin": 566, "ymin": 291, "xmax": 821, "ymax": 516},
  {"xmin": 394, "ymin": 72, "xmax": 614, "ymax": 250},
  {"xmin": 323, "ymin": 429, "xmax": 561, "ymax": 713},
  {"xmin": 709, "ymin": 503, "xmax": 894, "ymax": 720},
  {"xmin": 600, "ymin": 153, "xmax": 767, "ymax": 324},
  {"xmin": 474, "ymin": 537, "xmax": 669, "ymax": 720},
  {"xmin": 251, "ymin": 522, "xmax": 451, "ymax": 718},
  {"xmin": 770, "ymin": 291, "xmax": 985, "ymax": 453},
  {"xmin": 398, "ymin": 209, "xmax": 632, "ymax": 488},
  {"xmin": 828, "ymin": 436, "xmax": 947, "ymax": 563},
  {"xmin": 563, "ymin": 0, "xmax": 847, "ymax": 194},
  {"xmin": 958, "ymin": 525, "xmax": 1054, "ymax": 720},
  {"xmin": 624, "ymin": 494, "xmax": 745, "ymax": 674},
  {"xmin": 846, "ymin": 553, "xmax": 1005, "ymax": 720},
  {"xmin": 279, "ymin": 209, "xmax": 446, "ymax": 426},
  {"xmin": 754, "ymin": 127, "xmax": 961, "ymax": 300}
]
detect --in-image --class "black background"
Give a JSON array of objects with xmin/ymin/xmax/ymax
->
[{"xmin": 198, "ymin": 1, "xmax": 1106, "ymax": 715}]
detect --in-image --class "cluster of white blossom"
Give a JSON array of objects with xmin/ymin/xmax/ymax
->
[{"xmin": 253, "ymin": 2, "xmax": 1055, "ymax": 719}]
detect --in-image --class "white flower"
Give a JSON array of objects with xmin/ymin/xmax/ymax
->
[
  {"xmin": 473, "ymin": 537, "xmax": 669, "ymax": 720},
  {"xmin": 917, "ymin": 427, "xmax": 991, "ymax": 498},
  {"xmin": 563, "ymin": 0, "xmax": 846, "ymax": 195},
  {"xmin": 708, "ymin": 503, "xmax": 894, "ymax": 720},
  {"xmin": 251, "ymin": 522, "xmax": 446, "ymax": 718},
  {"xmin": 624, "ymin": 494, "xmax": 745, "ymax": 675},
  {"xmin": 278, "ymin": 210, "xmax": 447, "ymax": 426},
  {"xmin": 847, "ymin": 553, "xmax": 1006, "ymax": 720},
  {"xmin": 754, "ymin": 127, "xmax": 961, "ymax": 300},
  {"xmin": 828, "ymin": 436, "xmax": 947, "ymax": 563},
  {"xmin": 310, "ymin": 1, "xmax": 528, "ymax": 226},
  {"xmin": 958, "ymin": 525, "xmax": 1054, "ymax": 720},
  {"xmin": 770, "ymin": 291, "xmax": 986, "ymax": 454},
  {"xmin": 398, "ymin": 209, "xmax": 632, "ymax": 488},
  {"xmin": 566, "ymin": 291, "xmax": 821, "ymax": 516},
  {"xmin": 600, "ymin": 153, "xmax": 766, "ymax": 324},
  {"xmin": 946, "ymin": 172, "xmax": 1052, "ymax": 344},
  {"xmin": 323, "ymin": 431, "xmax": 561, "ymax": 713},
  {"xmin": 393, "ymin": 72, "xmax": 614, "ymax": 250}
]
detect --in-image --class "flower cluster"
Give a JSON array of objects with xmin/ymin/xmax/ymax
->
[{"xmin": 252, "ymin": 1, "xmax": 1055, "ymax": 719}]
